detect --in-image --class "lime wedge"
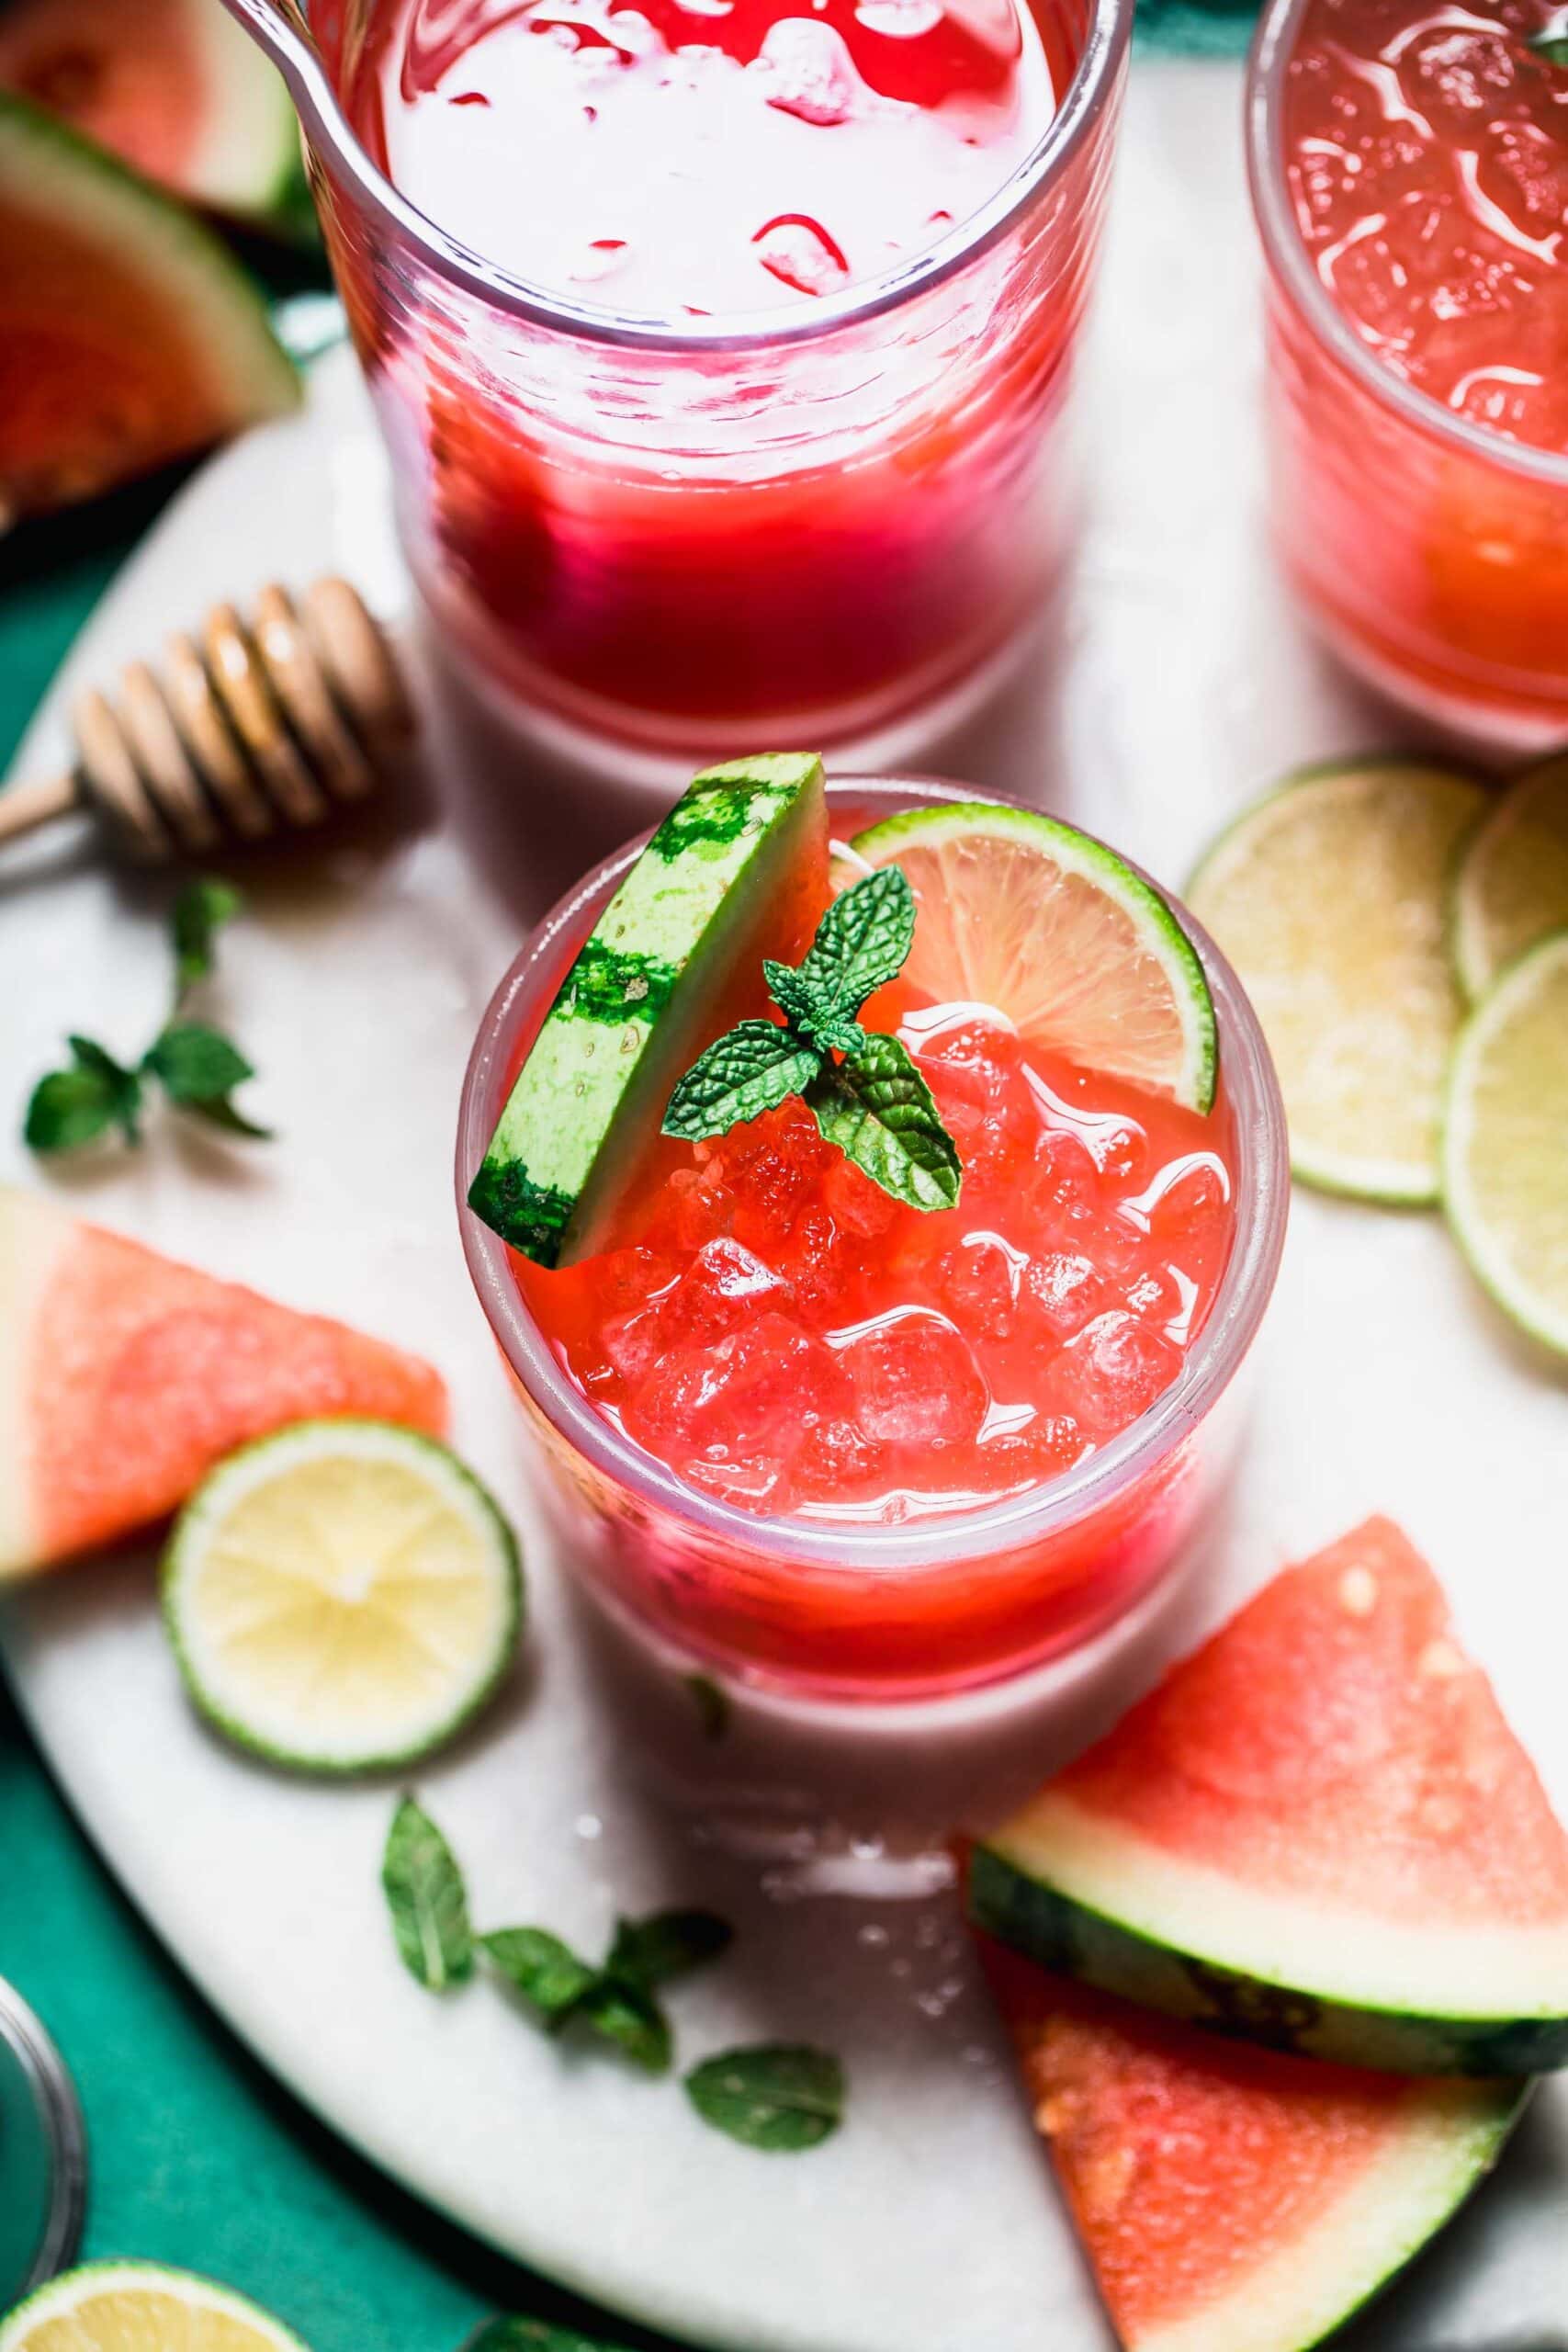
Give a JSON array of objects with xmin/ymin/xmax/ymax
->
[
  {"xmin": 1187, "ymin": 762, "xmax": 1485, "ymax": 1203},
  {"xmin": 1451, "ymin": 756, "xmax": 1568, "ymax": 1001},
  {"xmin": 842, "ymin": 803, "xmax": 1216, "ymax": 1111},
  {"xmin": 1443, "ymin": 930, "xmax": 1568, "ymax": 1359},
  {"xmin": 163, "ymin": 1419, "xmax": 522, "ymax": 1774},
  {"xmin": 0, "ymin": 2263, "xmax": 310, "ymax": 2352}
]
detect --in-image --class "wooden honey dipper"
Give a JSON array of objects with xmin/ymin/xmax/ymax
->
[{"xmin": 0, "ymin": 577, "xmax": 415, "ymax": 863}]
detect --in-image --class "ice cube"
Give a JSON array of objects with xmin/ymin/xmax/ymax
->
[
  {"xmin": 937, "ymin": 1234, "xmax": 1024, "ymax": 1340},
  {"xmin": 753, "ymin": 17, "xmax": 860, "ymax": 124},
  {"xmin": 836, "ymin": 1308, "xmax": 989, "ymax": 1446},
  {"xmin": 1021, "ymin": 1250, "xmax": 1105, "ymax": 1342},
  {"xmin": 1048, "ymin": 1310, "xmax": 1180, "ymax": 1438},
  {"xmin": 627, "ymin": 1311, "xmax": 840, "ymax": 1461}
]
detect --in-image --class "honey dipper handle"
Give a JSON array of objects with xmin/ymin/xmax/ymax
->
[{"xmin": 0, "ymin": 768, "xmax": 78, "ymax": 846}]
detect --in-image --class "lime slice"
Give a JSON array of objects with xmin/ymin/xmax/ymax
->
[
  {"xmin": 163, "ymin": 1419, "xmax": 522, "ymax": 1773},
  {"xmin": 1187, "ymin": 762, "xmax": 1485, "ymax": 1203},
  {"xmin": 1451, "ymin": 756, "xmax": 1568, "ymax": 1001},
  {"xmin": 0, "ymin": 2263, "xmax": 310, "ymax": 2352},
  {"xmin": 841, "ymin": 803, "xmax": 1217, "ymax": 1111},
  {"xmin": 1442, "ymin": 929, "xmax": 1568, "ymax": 1359}
]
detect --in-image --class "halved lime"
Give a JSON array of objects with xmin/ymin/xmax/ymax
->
[
  {"xmin": 1451, "ymin": 757, "xmax": 1568, "ymax": 1002},
  {"xmin": 163, "ymin": 1419, "xmax": 522, "ymax": 1773},
  {"xmin": 1443, "ymin": 930, "xmax": 1568, "ymax": 1359},
  {"xmin": 0, "ymin": 2263, "xmax": 310, "ymax": 2352},
  {"xmin": 841, "ymin": 803, "xmax": 1217, "ymax": 1111},
  {"xmin": 1187, "ymin": 762, "xmax": 1485, "ymax": 1203}
]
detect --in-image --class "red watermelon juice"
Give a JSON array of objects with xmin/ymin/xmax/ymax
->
[
  {"xmin": 300, "ymin": 0, "xmax": 1130, "ymax": 752},
  {"xmin": 1250, "ymin": 0, "xmax": 1568, "ymax": 744},
  {"xmin": 457, "ymin": 781, "xmax": 1288, "ymax": 1705}
]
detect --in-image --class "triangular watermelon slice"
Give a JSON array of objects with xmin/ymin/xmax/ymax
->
[
  {"xmin": 0, "ymin": 1187, "xmax": 446, "ymax": 1579},
  {"xmin": 0, "ymin": 93, "xmax": 299, "ymax": 523},
  {"xmin": 970, "ymin": 1519, "xmax": 1568, "ymax": 2074},
  {"xmin": 979, "ymin": 1939, "xmax": 1525, "ymax": 2352}
]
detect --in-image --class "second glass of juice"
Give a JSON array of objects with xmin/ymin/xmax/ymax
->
[
  {"xmin": 228, "ymin": 0, "xmax": 1130, "ymax": 758},
  {"xmin": 1248, "ymin": 0, "xmax": 1568, "ymax": 748},
  {"xmin": 458, "ymin": 779, "xmax": 1288, "ymax": 1708}
]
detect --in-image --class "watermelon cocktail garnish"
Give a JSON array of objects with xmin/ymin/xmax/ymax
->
[{"xmin": 459, "ymin": 760, "xmax": 1287, "ymax": 1700}]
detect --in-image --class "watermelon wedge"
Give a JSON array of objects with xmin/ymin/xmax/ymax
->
[
  {"xmin": 980, "ymin": 1940, "xmax": 1526, "ymax": 2352},
  {"xmin": 0, "ymin": 94, "xmax": 299, "ymax": 524},
  {"xmin": 0, "ymin": 1187, "xmax": 446, "ymax": 1579},
  {"xmin": 970, "ymin": 1519, "xmax": 1568, "ymax": 2075},
  {"xmin": 0, "ymin": 0, "xmax": 305, "ymax": 231}
]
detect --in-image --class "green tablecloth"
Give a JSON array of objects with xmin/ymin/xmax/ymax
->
[{"xmin": 0, "ymin": 18, "xmax": 1258, "ymax": 2325}]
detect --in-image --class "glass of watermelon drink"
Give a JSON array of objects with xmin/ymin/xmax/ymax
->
[
  {"xmin": 221, "ymin": 0, "xmax": 1129, "ymax": 762},
  {"xmin": 1248, "ymin": 0, "xmax": 1568, "ymax": 749},
  {"xmin": 457, "ymin": 776, "xmax": 1288, "ymax": 1707}
]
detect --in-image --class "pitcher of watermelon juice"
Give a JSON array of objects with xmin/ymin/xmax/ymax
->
[{"xmin": 222, "ymin": 0, "xmax": 1130, "ymax": 764}]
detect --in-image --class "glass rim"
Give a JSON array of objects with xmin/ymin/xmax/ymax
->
[
  {"xmin": 224, "ymin": 0, "xmax": 1132, "ymax": 354},
  {"xmin": 456, "ymin": 775, "xmax": 1290, "ymax": 1575},
  {"xmin": 1246, "ymin": 0, "xmax": 1568, "ymax": 490}
]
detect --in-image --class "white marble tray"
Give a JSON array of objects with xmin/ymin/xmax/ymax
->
[{"xmin": 2, "ymin": 58, "xmax": 1564, "ymax": 2352}]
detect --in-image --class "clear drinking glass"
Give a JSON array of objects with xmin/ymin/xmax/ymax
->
[
  {"xmin": 1247, "ymin": 0, "xmax": 1568, "ymax": 751},
  {"xmin": 456, "ymin": 779, "xmax": 1289, "ymax": 1708},
  {"xmin": 225, "ymin": 0, "xmax": 1131, "ymax": 758}
]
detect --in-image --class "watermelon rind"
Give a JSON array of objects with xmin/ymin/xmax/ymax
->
[
  {"xmin": 0, "ymin": 2260, "xmax": 313, "ymax": 2352},
  {"xmin": 468, "ymin": 752, "xmax": 827, "ymax": 1268},
  {"xmin": 0, "ymin": 90, "xmax": 299, "ymax": 513},
  {"xmin": 969, "ymin": 1827, "xmax": 1568, "ymax": 2076}
]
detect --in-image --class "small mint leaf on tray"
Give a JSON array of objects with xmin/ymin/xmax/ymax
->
[
  {"xmin": 806, "ymin": 1032, "xmax": 962, "ymax": 1213},
  {"xmin": 605, "ymin": 1908, "xmax": 734, "ymax": 1991},
  {"xmin": 171, "ymin": 876, "xmax": 243, "ymax": 1000},
  {"xmin": 481, "ymin": 1928, "xmax": 598, "ymax": 2022},
  {"xmin": 382, "ymin": 1795, "xmax": 473, "ymax": 1990},
  {"xmin": 662, "ymin": 1020, "xmax": 819, "ymax": 1140},
  {"xmin": 684, "ymin": 2042, "xmax": 843, "ymax": 2152},
  {"xmin": 575, "ymin": 1974, "xmax": 672, "ymax": 2074},
  {"xmin": 25, "ymin": 1035, "xmax": 142, "ymax": 1152},
  {"xmin": 144, "ymin": 1022, "xmax": 255, "ymax": 1102}
]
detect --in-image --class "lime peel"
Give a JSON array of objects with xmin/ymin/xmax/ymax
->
[
  {"xmin": 1442, "ymin": 928, "xmax": 1568, "ymax": 1361},
  {"xmin": 845, "ymin": 801, "xmax": 1218, "ymax": 1114},
  {"xmin": 1451, "ymin": 755, "xmax": 1568, "ymax": 1002}
]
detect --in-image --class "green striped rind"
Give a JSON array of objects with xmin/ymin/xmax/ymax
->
[
  {"xmin": 469, "ymin": 754, "xmax": 826, "ymax": 1266},
  {"xmin": 968, "ymin": 1844, "xmax": 1568, "ymax": 2075}
]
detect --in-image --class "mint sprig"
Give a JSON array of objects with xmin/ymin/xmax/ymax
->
[
  {"xmin": 480, "ymin": 1905, "xmax": 733, "ymax": 2074},
  {"xmin": 382, "ymin": 1796, "xmax": 474, "ymax": 1991},
  {"xmin": 24, "ymin": 877, "xmax": 268, "ymax": 1154},
  {"xmin": 663, "ymin": 867, "xmax": 961, "ymax": 1213}
]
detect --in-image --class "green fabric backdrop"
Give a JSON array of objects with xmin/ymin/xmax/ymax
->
[{"xmin": 0, "ymin": 17, "xmax": 1255, "ymax": 2338}]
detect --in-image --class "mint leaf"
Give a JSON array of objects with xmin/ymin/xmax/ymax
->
[
  {"xmin": 576, "ymin": 1974, "xmax": 672, "ymax": 2073},
  {"xmin": 806, "ymin": 1032, "xmax": 962, "ymax": 1213},
  {"xmin": 1530, "ymin": 27, "xmax": 1568, "ymax": 63},
  {"xmin": 181, "ymin": 1095, "xmax": 275, "ymax": 1141},
  {"xmin": 144, "ymin": 1023, "xmax": 254, "ymax": 1102},
  {"xmin": 663, "ymin": 1020, "xmax": 819, "ymax": 1140},
  {"xmin": 171, "ymin": 876, "xmax": 243, "ymax": 1000},
  {"xmin": 382, "ymin": 1797, "xmax": 473, "ymax": 1990},
  {"xmin": 762, "ymin": 961, "xmax": 865, "ymax": 1056},
  {"xmin": 25, "ymin": 1035, "xmax": 142, "ymax": 1152},
  {"xmin": 605, "ymin": 1909, "xmax": 733, "ymax": 1991},
  {"xmin": 684, "ymin": 2043, "xmax": 843, "ymax": 2151},
  {"xmin": 795, "ymin": 865, "xmax": 916, "ymax": 1017},
  {"xmin": 481, "ymin": 1928, "xmax": 598, "ymax": 2023}
]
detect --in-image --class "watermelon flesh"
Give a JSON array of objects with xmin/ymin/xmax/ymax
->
[
  {"xmin": 0, "ymin": 0, "xmax": 303, "ymax": 227},
  {"xmin": 971, "ymin": 1518, "xmax": 1568, "ymax": 2073},
  {"xmin": 0, "ymin": 93, "xmax": 298, "ymax": 522},
  {"xmin": 0, "ymin": 1187, "xmax": 446, "ymax": 1579},
  {"xmin": 980, "ymin": 1939, "xmax": 1525, "ymax": 2352}
]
